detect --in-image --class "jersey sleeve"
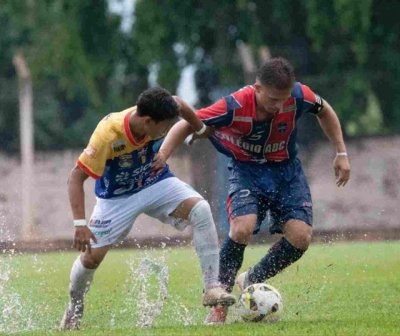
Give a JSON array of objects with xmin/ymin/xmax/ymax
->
[
  {"xmin": 77, "ymin": 121, "xmax": 112, "ymax": 179},
  {"xmin": 300, "ymin": 84, "xmax": 324, "ymax": 114},
  {"xmin": 196, "ymin": 97, "xmax": 235, "ymax": 127}
]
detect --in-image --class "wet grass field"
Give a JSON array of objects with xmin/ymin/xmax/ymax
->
[{"xmin": 1, "ymin": 241, "xmax": 399, "ymax": 335}]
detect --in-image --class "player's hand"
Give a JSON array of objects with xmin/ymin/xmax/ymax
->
[
  {"xmin": 74, "ymin": 226, "xmax": 97, "ymax": 253},
  {"xmin": 151, "ymin": 151, "xmax": 167, "ymax": 176},
  {"xmin": 186, "ymin": 126, "xmax": 215, "ymax": 145},
  {"xmin": 334, "ymin": 155, "xmax": 351, "ymax": 187}
]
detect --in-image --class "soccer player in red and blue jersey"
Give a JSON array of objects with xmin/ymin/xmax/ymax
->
[{"xmin": 155, "ymin": 57, "xmax": 351, "ymax": 324}]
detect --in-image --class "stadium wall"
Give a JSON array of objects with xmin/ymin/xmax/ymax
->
[{"xmin": 0, "ymin": 136, "xmax": 399, "ymax": 249}]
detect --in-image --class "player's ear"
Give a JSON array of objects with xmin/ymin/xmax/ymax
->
[
  {"xmin": 254, "ymin": 81, "xmax": 262, "ymax": 93},
  {"xmin": 142, "ymin": 116, "xmax": 153, "ymax": 125}
]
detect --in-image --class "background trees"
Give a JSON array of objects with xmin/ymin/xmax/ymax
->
[{"xmin": 0, "ymin": 0, "xmax": 399, "ymax": 152}]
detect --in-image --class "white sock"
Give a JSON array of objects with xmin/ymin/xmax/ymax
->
[
  {"xmin": 189, "ymin": 200, "xmax": 220, "ymax": 290},
  {"xmin": 69, "ymin": 256, "xmax": 96, "ymax": 308}
]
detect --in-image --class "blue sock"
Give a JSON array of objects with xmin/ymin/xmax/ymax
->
[
  {"xmin": 248, "ymin": 237, "xmax": 305, "ymax": 284},
  {"xmin": 219, "ymin": 237, "xmax": 246, "ymax": 292}
]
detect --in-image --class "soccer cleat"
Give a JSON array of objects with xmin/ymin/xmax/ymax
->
[
  {"xmin": 59, "ymin": 302, "xmax": 84, "ymax": 331},
  {"xmin": 202, "ymin": 286, "xmax": 236, "ymax": 307},
  {"xmin": 236, "ymin": 270, "xmax": 251, "ymax": 292},
  {"xmin": 204, "ymin": 305, "xmax": 228, "ymax": 325}
]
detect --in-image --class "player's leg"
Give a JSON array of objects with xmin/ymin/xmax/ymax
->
[
  {"xmin": 170, "ymin": 197, "xmax": 219, "ymax": 288},
  {"xmin": 244, "ymin": 219, "xmax": 312, "ymax": 285},
  {"xmin": 61, "ymin": 247, "xmax": 109, "ymax": 330},
  {"xmin": 206, "ymin": 212, "xmax": 257, "ymax": 325},
  {"xmin": 61, "ymin": 195, "xmax": 141, "ymax": 330},
  {"xmin": 205, "ymin": 190, "xmax": 260, "ymax": 325},
  {"xmin": 284, "ymin": 218, "xmax": 312, "ymax": 250},
  {"xmin": 144, "ymin": 177, "xmax": 235, "ymax": 306},
  {"xmin": 171, "ymin": 197, "xmax": 236, "ymax": 306},
  {"xmin": 218, "ymin": 214, "xmax": 256, "ymax": 290},
  {"xmin": 205, "ymin": 177, "xmax": 262, "ymax": 325},
  {"xmin": 243, "ymin": 159, "xmax": 313, "ymax": 285},
  {"xmin": 219, "ymin": 189, "xmax": 259, "ymax": 293}
]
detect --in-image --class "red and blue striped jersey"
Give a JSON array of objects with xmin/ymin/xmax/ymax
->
[{"xmin": 196, "ymin": 82, "xmax": 323, "ymax": 163}]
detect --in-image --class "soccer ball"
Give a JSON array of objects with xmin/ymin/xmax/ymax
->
[{"xmin": 238, "ymin": 283, "xmax": 283, "ymax": 322}]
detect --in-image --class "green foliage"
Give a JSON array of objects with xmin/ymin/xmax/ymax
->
[
  {"xmin": 0, "ymin": 0, "xmax": 147, "ymax": 151},
  {"xmin": 305, "ymin": 0, "xmax": 373, "ymax": 136},
  {"xmin": 1, "ymin": 242, "xmax": 400, "ymax": 335},
  {"xmin": 132, "ymin": 0, "xmax": 400, "ymax": 136},
  {"xmin": 1, "ymin": 0, "xmax": 400, "ymax": 152},
  {"xmin": 367, "ymin": 0, "xmax": 400, "ymax": 132},
  {"xmin": 0, "ymin": 77, "xmax": 19, "ymax": 152}
]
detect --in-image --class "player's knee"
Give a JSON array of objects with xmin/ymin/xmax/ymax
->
[
  {"xmin": 81, "ymin": 253, "xmax": 102, "ymax": 269},
  {"xmin": 229, "ymin": 217, "xmax": 254, "ymax": 244},
  {"xmin": 294, "ymin": 230, "xmax": 312, "ymax": 251},
  {"xmin": 286, "ymin": 222, "xmax": 312, "ymax": 251},
  {"xmin": 188, "ymin": 199, "xmax": 213, "ymax": 228}
]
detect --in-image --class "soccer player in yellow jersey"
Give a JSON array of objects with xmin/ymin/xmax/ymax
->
[{"xmin": 60, "ymin": 87, "xmax": 235, "ymax": 330}]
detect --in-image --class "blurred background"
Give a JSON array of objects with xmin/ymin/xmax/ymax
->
[{"xmin": 0, "ymin": 0, "xmax": 399, "ymax": 248}]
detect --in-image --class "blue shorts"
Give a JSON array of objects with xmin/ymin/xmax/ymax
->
[{"xmin": 226, "ymin": 158, "xmax": 313, "ymax": 235}]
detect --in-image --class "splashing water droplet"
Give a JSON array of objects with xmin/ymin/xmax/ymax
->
[
  {"xmin": 0, "ymin": 217, "xmax": 36, "ymax": 333},
  {"xmin": 123, "ymin": 254, "xmax": 169, "ymax": 327}
]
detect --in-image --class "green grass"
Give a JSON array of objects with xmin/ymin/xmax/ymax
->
[{"xmin": 1, "ymin": 241, "xmax": 400, "ymax": 335}]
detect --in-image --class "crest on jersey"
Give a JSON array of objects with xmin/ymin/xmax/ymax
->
[
  {"xmin": 118, "ymin": 154, "xmax": 133, "ymax": 168},
  {"xmin": 277, "ymin": 122, "xmax": 288, "ymax": 134},
  {"xmin": 112, "ymin": 139, "xmax": 126, "ymax": 152},
  {"xmin": 138, "ymin": 147, "xmax": 147, "ymax": 164}
]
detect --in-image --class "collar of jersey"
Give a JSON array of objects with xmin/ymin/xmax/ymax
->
[{"xmin": 124, "ymin": 110, "xmax": 149, "ymax": 146}]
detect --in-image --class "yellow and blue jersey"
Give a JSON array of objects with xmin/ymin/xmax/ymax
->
[{"xmin": 78, "ymin": 106, "xmax": 173, "ymax": 199}]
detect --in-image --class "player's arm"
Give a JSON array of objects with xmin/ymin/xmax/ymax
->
[
  {"xmin": 158, "ymin": 119, "xmax": 194, "ymax": 159},
  {"xmin": 173, "ymin": 96, "xmax": 206, "ymax": 134},
  {"xmin": 153, "ymin": 97, "xmax": 230, "ymax": 172},
  {"xmin": 69, "ymin": 124, "xmax": 110, "ymax": 252},
  {"xmin": 160, "ymin": 97, "xmax": 229, "ymax": 158},
  {"xmin": 152, "ymin": 119, "xmax": 198, "ymax": 174},
  {"xmin": 316, "ymin": 99, "xmax": 351, "ymax": 187},
  {"xmin": 153, "ymin": 118, "xmax": 214, "ymax": 174},
  {"xmin": 68, "ymin": 165, "xmax": 97, "ymax": 253},
  {"xmin": 153, "ymin": 98, "xmax": 215, "ymax": 171},
  {"xmin": 68, "ymin": 165, "xmax": 88, "ymax": 220}
]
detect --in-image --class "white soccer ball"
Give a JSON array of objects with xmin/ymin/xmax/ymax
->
[{"xmin": 238, "ymin": 283, "xmax": 283, "ymax": 322}]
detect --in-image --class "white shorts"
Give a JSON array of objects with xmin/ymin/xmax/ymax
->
[{"xmin": 88, "ymin": 177, "xmax": 202, "ymax": 248}]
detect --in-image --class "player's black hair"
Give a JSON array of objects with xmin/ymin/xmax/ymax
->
[
  {"xmin": 136, "ymin": 87, "xmax": 179, "ymax": 122},
  {"xmin": 256, "ymin": 57, "xmax": 295, "ymax": 90}
]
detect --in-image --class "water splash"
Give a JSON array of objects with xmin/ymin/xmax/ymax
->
[
  {"xmin": 31, "ymin": 253, "xmax": 44, "ymax": 273},
  {"xmin": 124, "ymin": 254, "xmax": 169, "ymax": 327},
  {"xmin": 121, "ymin": 250, "xmax": 195, "ymax": 328},
  {"xmin": 168, "ymin": 296, "xmax": 194, "ymax": 326},
  {"xmin": 0, "ymin": 221, "xmax": 36, "ymax": 333}
]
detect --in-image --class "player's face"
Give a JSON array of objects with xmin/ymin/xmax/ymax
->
[
  {"xmin": 255, "ymin": 82, "xmax": 292, "ymax": 119},
  {"xmin": 144, "ymin": 118, "xmax": 174, "ymax": 139}
]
